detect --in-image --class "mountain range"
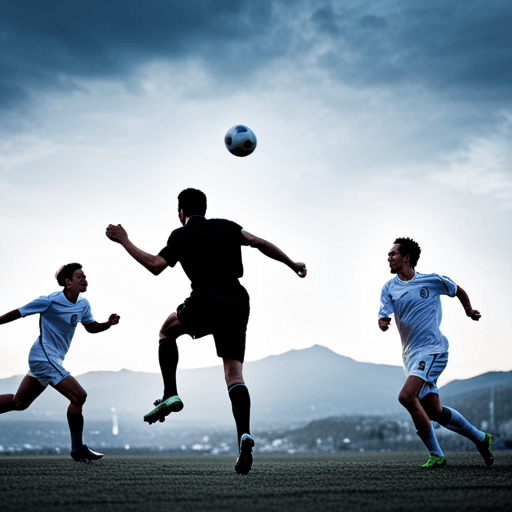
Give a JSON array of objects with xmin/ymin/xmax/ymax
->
[{"xmin": 0, "ymin": 345, "xmax": 510, "ymax": 430}]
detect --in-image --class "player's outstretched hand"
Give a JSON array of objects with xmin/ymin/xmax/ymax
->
[
  {"xmin": 294, "ymin": 262, "xmax": 307, "ymax": 278},
  {"xmin": 467, "ymin": 309, "xmax": 481, "ymax": 321},
  {"xmin": 106, "ymin": 224, "xmax": 128, "ymax": 244},
  {"xmin": 378, "ymin": 318, "xmax": 391, "ymax": 331}
]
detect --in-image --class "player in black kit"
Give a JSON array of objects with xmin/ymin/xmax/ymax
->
[{"xmin": 106, "ymin": 188, "xmax": 306, "ymax": 474}]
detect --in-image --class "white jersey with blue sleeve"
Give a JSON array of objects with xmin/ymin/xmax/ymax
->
[
  {"xmin": 19, "ymin": 291, "xmax": 94, "ymax": 361},
  {"xmin": 378, "ymin": 272, "xmax": 457, "ymax": 366}
]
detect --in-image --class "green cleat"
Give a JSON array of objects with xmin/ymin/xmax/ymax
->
[
  {"xmin": 421, "ymin": 455, "xmax": 447, "ymax": 468},
  {"xmin": 476, "ymin": 433, "xmax": 494, "ymax": 466},
  {"xmin": 144, "ymin": 395, "xmax": 184, "ymax": 424}
]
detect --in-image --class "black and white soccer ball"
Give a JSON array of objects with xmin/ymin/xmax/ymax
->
[{"xmin": 224, "ymin": 125, "xmax": 257, "ymax": 157}]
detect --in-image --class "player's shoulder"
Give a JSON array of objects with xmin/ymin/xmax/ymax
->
[
  {"xmin": 46, "ymin": 291, "xmax": 63, "ymax": 303},
  {"xmin": 417, "ymin": 272, "xmax": 454, "ymax": 284},
  {"xmin": 32, "ymin": 294, "xmax": 53, "ymax": 306},
  {"xmin": 381, "ymin": 276, "xmax": 399, "ymax": 291},
  {"xmin": 208, "ymin": 218, "xmax": 243, "ymax": 231},
  {"xmin": 416, "ymin": 272, "xmax": 457, "ymax": 294}
]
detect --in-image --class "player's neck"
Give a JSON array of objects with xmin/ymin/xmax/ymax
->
[
  {"xmin": 398, "ymin": 268, "xmax": 415, "ymax": 282},
  {"xmin": 64, "ymin": 289, "xmax": 79, "ymax": 303}
]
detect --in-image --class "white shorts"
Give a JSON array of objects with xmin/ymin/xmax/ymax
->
[{"xmin": 405, "ymin": 352, "xmax": 448, "ymax": 400}]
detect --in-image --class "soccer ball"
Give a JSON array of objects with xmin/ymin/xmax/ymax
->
[{"xmin": 224, "ymin": 125, "xmax": 257, "ymax": 157}]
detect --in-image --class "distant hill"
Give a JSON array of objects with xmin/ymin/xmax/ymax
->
[
  {"xmin": 0, "ymin": 345, "xmax": 406, "ymax": 428},
  {"xmin": 0, "ymin": 345, "xmax": 508, "ymax": 430},
  {"xmin": 440, "ymin": 371, "xmax": 512, "ymax": 398}
]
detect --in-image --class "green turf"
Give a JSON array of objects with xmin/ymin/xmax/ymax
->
[{"xmin": 0, "ymin": 452, "xmax": 510, "ymax": 512}]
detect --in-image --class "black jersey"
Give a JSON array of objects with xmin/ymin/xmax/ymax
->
[{"xmin": 158, "ymin": 216, "xmax": 249, "ymax": 292}]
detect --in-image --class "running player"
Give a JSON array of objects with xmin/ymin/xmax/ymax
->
[
  {"xmin": 106, "ymin": 188, "xmax": 306, "ymax": 474},
  {"xmin": 378, "ymin": 237, "xmax": 493, "ymax": 467},
  {"xmin": 0, "ymin": 263, "xmax": 120, "ymax": 462}
]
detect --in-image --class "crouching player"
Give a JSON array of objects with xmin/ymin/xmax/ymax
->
[
  {"xmin": 378, "ymin": 238, "xmax": 493, "ymax": 468},
  {"xmin": 0, "ymin": 263, "xmax": 120, "ymax": 462}
]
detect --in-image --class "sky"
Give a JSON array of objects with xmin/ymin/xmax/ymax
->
[{"xmin": 0, "ymin": 0, "xmax": 511, "ymax": 388}]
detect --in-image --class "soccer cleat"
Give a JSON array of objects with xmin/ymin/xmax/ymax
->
[
  {"xmin": 70, "ymin": 445, "xmax": 104, "ymax": 462},
  {"xmin": 421, "ymin": 455, "xmax": 447, "ymax": 468},
  {"xmin": 235, "ymin": 433, "xmax": 255, "ymax": 475},
  {"xmin": 143, "ymin": 395, "xmax": 184, "ymax": 424},
  {"xmin": 476, "ymin": 433, "xmax": 494, "ymax": 466}
]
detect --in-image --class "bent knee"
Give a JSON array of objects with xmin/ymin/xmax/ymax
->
[
  {"xmin": 13, "ymin": 397, "xmax": 31, "ymax": 411},
  {"xmin": 398, "ymin": 391, "xmax": 416, "ymax": 407},
  {"xmin": 72, "ymin": 392, "xmax": 87, "ymax": 408}
]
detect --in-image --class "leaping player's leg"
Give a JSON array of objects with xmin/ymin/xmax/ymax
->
[
  {"xmin": 422, "ymin": 393, "xmax": 493, "ymax": 466},
  {"xmin": 0, "ymin": 375, "xmax": 46, "ymax": 413},
  {"xmin": 399, "ymin": 376, "xmax": 445, "ymax": 467},
  {"xmin": 225, "ymin": 360, "xmax": 251, "ymax": 444},
  {"xmin": 224, "ymin": 359, "xmax": 254, "ymax": 475},
  {"xmin": 55, "ymin": 375, "xmax": 102, "ymax": 462},
  {"xmin": 144, "ymin": 312, "xmax": 185, "ymax": 424}
]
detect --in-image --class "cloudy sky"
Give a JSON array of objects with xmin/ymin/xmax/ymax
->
[{"xmin": 0, "ymin": 0, "xmax": 511, "ymax": 388}]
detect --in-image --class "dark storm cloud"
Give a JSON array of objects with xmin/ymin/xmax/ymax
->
[
  {"xmin": 310, "ymin": 1, "xmax": 512, "ymax": 101},
  {"xmin": 0, "ymin": 0, "xmax": 276, "ymax": 109},
  {"xmin": 0, "ymin": 0, "xmax": 510, "ymax": 111}
]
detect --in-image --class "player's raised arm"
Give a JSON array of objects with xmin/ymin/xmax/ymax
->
[
  {"xmin": 456, "ymin": 286, "xmax": 481, "ymax": 321},
  {"xmin": 83, "ymin": 314, "xmax": 121, "ymax": 334},
  {"xmin": 106, "ymin": 224, "xmax": 168, "ymax": 275},
  {"xmin": 241, "ymin": 230, "xmax": 307, "ymax": 277},
  {"xmin": 0, "ymin": 309, "xmax": 22, "ymax": 325}
]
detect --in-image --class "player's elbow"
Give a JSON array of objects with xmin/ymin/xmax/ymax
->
[
  {"xmin": 148, "ymin": 256, "xmax": 168, "ymax": 275},
  {"xmin": 149, "ymin": 265, "xmax": 164, "ymax": 276},
  {"xmin": 84, "ymin": 322, "xmax": 98, "ymax": 334}
]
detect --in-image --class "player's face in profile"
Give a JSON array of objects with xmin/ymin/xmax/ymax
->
[
  {"xmin": 388, "ymin": 244, "xmax": 405, "ymax": 274},
  {"xmin": 68, "ymin": 269, "xmax": 88, "ymax": 293}
]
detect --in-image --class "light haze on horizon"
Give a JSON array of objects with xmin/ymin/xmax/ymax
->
[{"xmin": 0, "ymin": 1, "xmax": 511, "ymax": 389}]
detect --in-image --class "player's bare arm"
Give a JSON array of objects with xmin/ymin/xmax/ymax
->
[
  {"xmin": 241, "ymin": 230, "xmax": 307, "ymax": 277},
  {"xmin": 106, "ymin": 224, "xmax": 168, "ymax": 275},
  {"xmin": 378, "ymin": 317, "xmax": 391, "ymax": 331},
  {"xmin": 456, "ymin": 286, "xmax": 481, "ymax": 321},
  {"xmin": 83, "ymin": 314, "xmax": 121, "ymax": 334},
  {"xmin": 0, "ymin": 309, "xmax": 22, "ymax": 325}
]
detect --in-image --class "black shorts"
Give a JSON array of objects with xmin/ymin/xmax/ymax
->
[{"xmin": 176, "ymin": 285, "xmax": 250, "ymax": 363}]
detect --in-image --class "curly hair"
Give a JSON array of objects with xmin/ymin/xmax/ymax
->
[
  {"xmin": 178, "ymin": 188, "xmax": 207, "ymax": 217},
  {"xmin": 394, "ymin": 237, "xmax": 421, "ymax": 269}
]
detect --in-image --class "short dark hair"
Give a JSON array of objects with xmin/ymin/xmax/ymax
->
[
  {"xmin": 178, "ymin": 188, "xmax": 207, "ymax": 217},
  {"xmin": 394, "ymin": 237, "xmax": 421, "ymax": 269},
  {"xmin": 55, "ymin": 263, "xmax": 82, "ymax": 286}
]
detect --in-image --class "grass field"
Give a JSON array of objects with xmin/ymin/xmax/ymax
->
[{"xmin": 1, "ymin": 452, "xmax": 511, "ymax": 512}]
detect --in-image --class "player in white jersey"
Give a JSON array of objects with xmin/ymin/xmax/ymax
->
[
  {"xmin": 0, "ymin": 263, "xmax": 120, "ymax": 462},
  {"xmin": 378, "ymin": 237, "xmax": 493, "ymax": 468}
]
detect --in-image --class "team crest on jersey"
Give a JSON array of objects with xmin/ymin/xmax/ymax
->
[
  {"xmin": 420, "ymin": 287, "xmax": 429, "ymax": 299},
  {"xmin": 417, "ymin": 361, "xmax": 426, "ymax": 371},
  {"xmin": 70, "ymin": 314, "xmax": 78, "ymax": 326}
]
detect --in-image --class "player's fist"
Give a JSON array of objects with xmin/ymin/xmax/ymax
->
[
  {"xmin": 378, "ymin": 318, "xmax": 391, "ymax": 331},
  {"xmin": 467, "ymin": 309, "xmax": 481, "ymax": 321},
  {"xmin": 106, "ymin": 224, "xmax": 128, "ymax": 244},
  {"xmin": 108, "ymin": 314, "xmax": 120, "ymax": 325},
  {"xmin": 295, "ymin": 262, "xmax": 307, "ymax": 278}
]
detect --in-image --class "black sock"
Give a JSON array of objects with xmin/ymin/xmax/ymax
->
[
  {"xmin": 228, "ymin": 383, "xmax": 251, "ymax": 444},
  {"xmin": 67, "ymin": 412, "xmax": 84, "ymax": 452},
  {"xmin": 159, "ymin": 338, "xmax": 179, "ymax": 399}
]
